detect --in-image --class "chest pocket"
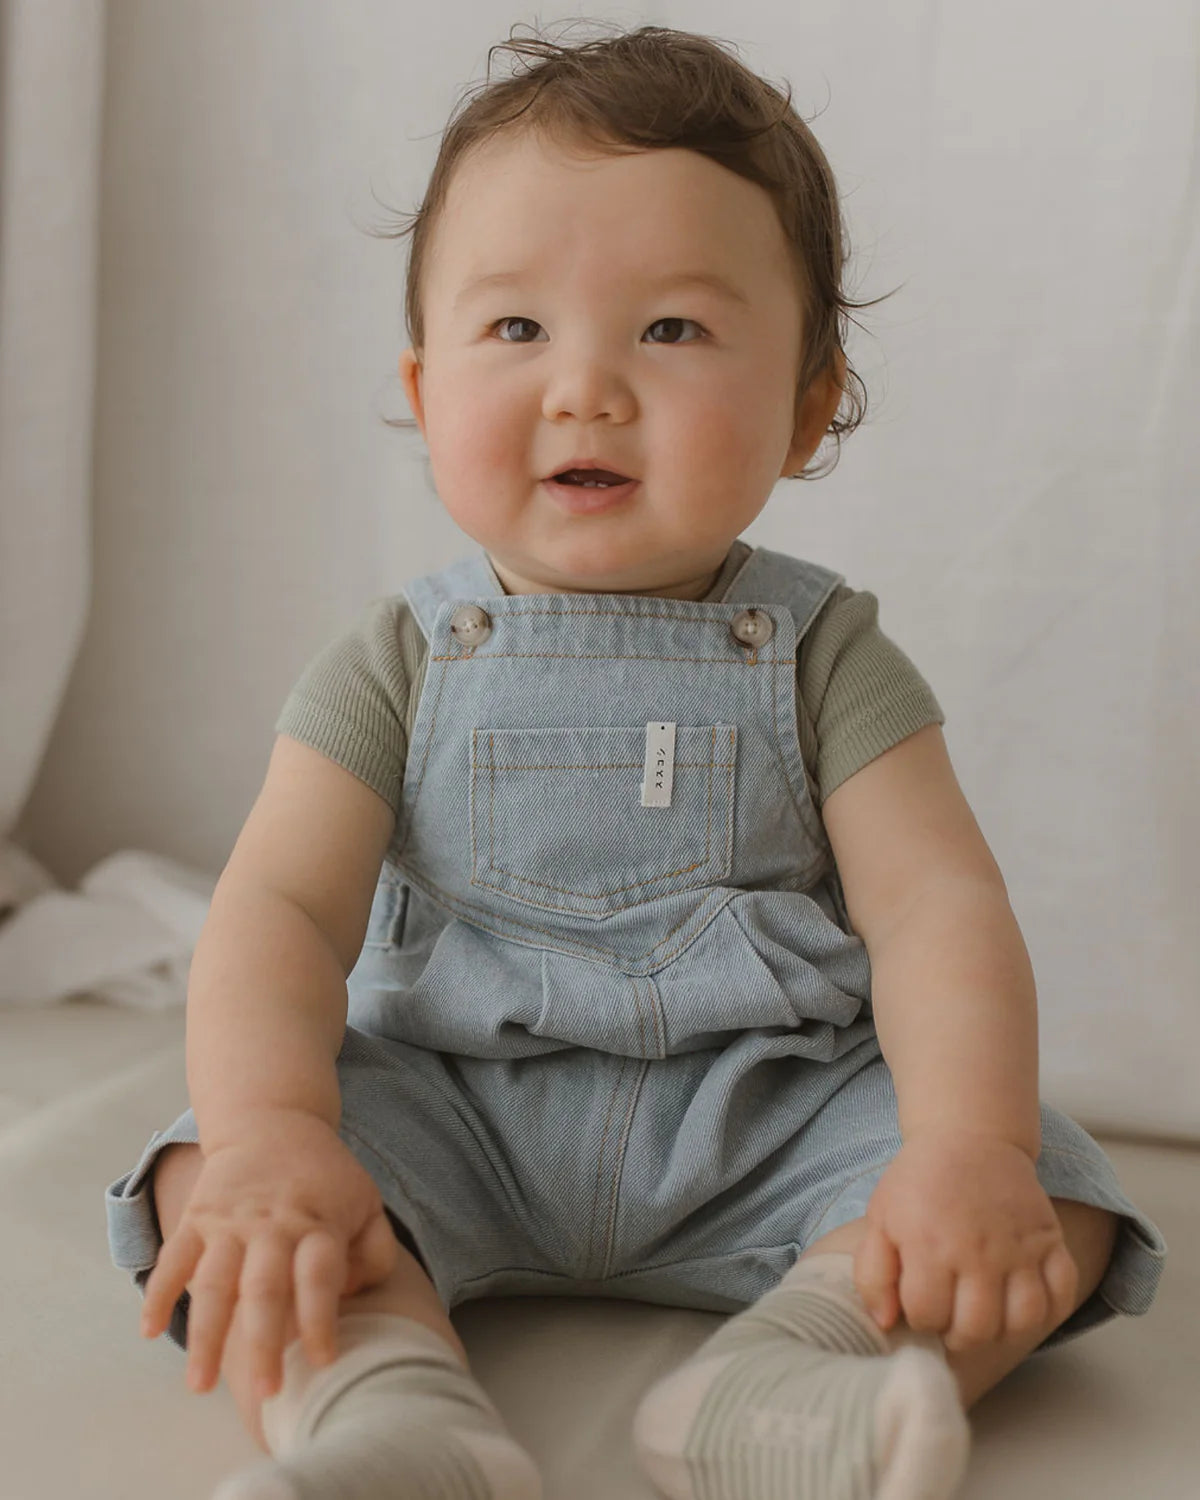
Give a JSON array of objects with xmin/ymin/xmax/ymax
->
[{"xmin": 470, "ymin": 723, "xmax": 737, "ymax": 918}]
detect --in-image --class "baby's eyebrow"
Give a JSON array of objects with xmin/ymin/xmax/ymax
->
[{"xmin": 453, "ymin": 268, "xmax": 751, "ymax": 310}]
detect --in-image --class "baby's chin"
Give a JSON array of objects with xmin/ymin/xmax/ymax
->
[
  {"xmin": 486, "ymin": 526, "xmax": 724, "ymax": 599},
  {"xmin": 487, "ymin": 548, "xmax": 640, "ymax": 597},
  {"xmin": 511, "ymin": 564, "xmax": 721, "ymax": 601}
]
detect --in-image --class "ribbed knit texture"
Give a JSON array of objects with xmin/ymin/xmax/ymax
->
[
  {"xmin": 274, "ymin": 540, "xmax": 944, "ymax": 817},
  {"xmin": 631, "ymin": 1253, "xmax": 971, "ymax": 1500},
  {"xmin": 212, "ymin": 1313, "xmax": 542, "ymax": 1500}
]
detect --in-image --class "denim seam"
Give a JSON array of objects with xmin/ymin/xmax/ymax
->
[
  {"xmin": 393, "ymin": 645, "xmax": 453, "ymax": 860},
  {"xmin": 628, "ymin": 971, "xmax": 666, "ymax": 1060},
  {"xmin": 586, "ymin": 1058, "xmax": 628, "ymax": 1278},
  {"xmin": 451, "ymin": 1241, "xmax": 799, "ymax": 1296},
  {"xmin": 433, "ymin": 602, "xmax": 802, "ymax": 629},
  {"xmin": 769, "ymin": 623, "xmax": 826, "ymax": 866},
  {"xmin": 433, "ymin": 651, "xmax": 797, "ymax": 667},
  {"xmin": 629, "ymin": 970, "xmax": 648, "ymax": 1059},
  {"xmin": 647, "ymin": 972, "xmax": 666, "ymax": 1057},
  {"xmin": 600, "ymin": 1058, "xmax": 649, "ymax": 1279}
]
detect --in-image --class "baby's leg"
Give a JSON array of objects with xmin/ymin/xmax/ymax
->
[
  {"xmin": 152, "ymin": 1141, "xmax": 467, "ymax": 1452},
  {"xmin": 632, "ymin": 1200, "xmax": 1118, "ymax": 1500},
  {"xmin": 152, "ymin": 1143, "xmax": 541, "ymax": 1499},
  {"xmin": 799, "ymin": 1198, "xmax": 1119, "ymax": 1411}
]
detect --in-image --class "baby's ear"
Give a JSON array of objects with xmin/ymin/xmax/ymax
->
[
  {"xmin": 398, "ymin": 348, "xmax": 426, "ymax": 434},
  {"xmin": 783, "ymin": 356, "xmax": 844, "ymax": 475}
]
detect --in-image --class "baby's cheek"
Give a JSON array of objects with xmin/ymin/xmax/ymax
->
[{"xmin": 690, "ymin": 395, "xmax": 787, "ymax": 495}]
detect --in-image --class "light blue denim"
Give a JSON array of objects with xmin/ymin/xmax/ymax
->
[{"xmin": 106, "ymin": 543, "xmax": 1167, "ymax": 1356}]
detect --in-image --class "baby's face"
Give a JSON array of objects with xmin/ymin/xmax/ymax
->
[{"xmin": 400, "ymin": 126, "xmax": 835, "ymax": 598}]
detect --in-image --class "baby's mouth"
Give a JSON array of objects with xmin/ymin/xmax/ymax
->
[{"xmin": 553, "ymin": 468, "xmax": 631, "ymax": 488}]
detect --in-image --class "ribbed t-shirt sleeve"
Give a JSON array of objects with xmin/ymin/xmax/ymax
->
[
  {"xmin": 797, "ymin": 583, "xmax": 945, "ymax": 807},
  {"xmin": 273, "ymin": 596, "xmax": 418, "ymax": 814}
]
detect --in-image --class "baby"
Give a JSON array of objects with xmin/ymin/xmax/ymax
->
[{"xmin": 105, "ymin": 21, "xmax": 1167, "ymax": 1500}]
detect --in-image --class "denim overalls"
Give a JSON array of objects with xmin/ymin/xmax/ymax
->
[{"xmin": 106, "ymin": 543, "xmax": 1167, "ymax": 1354}]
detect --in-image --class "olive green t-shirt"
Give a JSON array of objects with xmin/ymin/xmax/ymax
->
[{"xmin": 274, "ymin": 539, "xmax": 945, "ymax": 818}]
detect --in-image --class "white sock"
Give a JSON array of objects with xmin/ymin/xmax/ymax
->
[
  {"xmin": 632, "ymin": 1252, "xmax": 970, "ymax": 1500},
  {"xmin": 210, "ymin": 1311, "xmax": 542, "ymax": 1500}
]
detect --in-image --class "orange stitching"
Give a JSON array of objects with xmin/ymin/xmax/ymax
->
[
  {"xmin": 471, "ymin": 729, "xmax": 735, "ymax": 900},
  {"xmin": 470, "ymin": 759, "xmax": 734, "ymax": 770},
  {"xmin": 724, "ymin": 727, "xmax": 736, "ymax": 871},
  {"xmin": 451, "ymin": 603, "xmax": 768, "ymax": 622},
  {"xmin": 629, "ymin": 973, "xmax": 666, "ymax": 1059},
  {"xmin": 706, "ymin": 727, "xmax": 715, "ymax": 871},
  {"xmin": 482, "ymin": 861, "xmax": 710, "ymax": 897},
  {"xmin": 487, "ymin": 730, "xmax": 496, "ymax": 884},
  {"xmin": 431, "ymin": 651, "xmax": 797, "ymax": 664}
]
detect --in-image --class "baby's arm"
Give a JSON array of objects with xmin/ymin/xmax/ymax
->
[
  {"xmin": 186, "ymin": 733, "xmax": 396, "ymax": 1150},
  {"xmin": 819, "ymin": 722, "xmax": 1078, "ymax": 1348},
  {"xmin": 821, "ymin": 720, "xmax": 1039, "ymax": 1155},
  {"xmin": 141, "ymin": 734, "xmax": 401, "ymax": 1394}
]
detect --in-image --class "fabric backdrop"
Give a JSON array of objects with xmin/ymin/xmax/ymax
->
[{"xmin": 4, "ymin": 0, "xmax": 1197, "ymax": 1139}]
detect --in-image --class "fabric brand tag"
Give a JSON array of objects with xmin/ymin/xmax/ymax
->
[{"xmin": 641, "ymin": 722, "xmax": 676, "ymax": 807}]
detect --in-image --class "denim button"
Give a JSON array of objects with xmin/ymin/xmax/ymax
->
[
  {"xmin": 450, "ymin": 604, "xmax": 492, "ymax": 646},
  {"xmin": 730, "ymin": 608, "xmax": 774, "ymax": 648}
]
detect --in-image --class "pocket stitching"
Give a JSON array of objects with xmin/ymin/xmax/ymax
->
[{"xmin": 471, "ymin": 724, "xmax": 735, "ymax": 908}]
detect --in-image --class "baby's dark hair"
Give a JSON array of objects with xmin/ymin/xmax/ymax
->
[{"xmin": 376, "ymin": 19, "xmax": 898, "ymax": 479}]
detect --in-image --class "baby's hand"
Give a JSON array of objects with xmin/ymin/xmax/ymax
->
[
  {"xmin": 852, "ymin": 1128, "xmax": 1079, "ymax": 1353},
  {"xmin": 140, "ymin": 1108, "xmax": 398, "ymax": 1400}
]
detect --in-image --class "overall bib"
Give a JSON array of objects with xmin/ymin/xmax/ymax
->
[{"xmin": 105, "ymin": 544, "xmax": 1167, "ymax": 1354}]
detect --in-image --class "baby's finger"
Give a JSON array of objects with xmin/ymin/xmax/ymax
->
[
  {"xmin": 1002, "ymin": 1264, "xmax": 1050, "ymax": 1341},
  {"xmin": 185, "ymin": 1236, "xmax": 246, "ymax": 1393},
  {"xmin": 853, "ymin": 1222, "xmax": 901, "ymax": 1330},
  {"xmin": 141, "ymin": 1223, "xmax": 204, "ymax": 1338},
  {"xmin": 1042, "ymin": 1242, "xmax": 1080, "ymax": 1327},
  {"xmin": 238, "ymin": 1231, "xmax": 299, "ymax": 1401},
  {"xmin": 944, "ymin": 1271, "xmax": 1004, "ymax": 1352},
  {"xmin": 898, "ymin": 1254, "xmax": 955, "ymax": 1337},
  {"xmin": 293, "ymin": 1228, "xmax": 347, "ymax": 1369}
]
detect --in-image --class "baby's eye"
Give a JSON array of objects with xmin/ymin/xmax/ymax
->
[
  {"xmin": 493, "ymin": 316, "xmax": 544, "ymax": 343},
  {"xmin": 645, "ymin": 317, "xmax": 705, "ymax": 344},
  {"xmin": 489, "ymin": 316, "xmax": 706, "ymax": 344}
]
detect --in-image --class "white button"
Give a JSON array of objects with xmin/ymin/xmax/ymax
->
[
  {"xmin": 730, "ymin": 608, "xmax": 774, "ymax": 648},
  {"xmin": 450, "ymin": 604, "xmax": 492, "ymax": 645}
]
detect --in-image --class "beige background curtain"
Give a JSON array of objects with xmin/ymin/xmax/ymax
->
[
  {"xmin": 2, "ymin": 1, "xmax": 1197, "ymax": 1138},
  {"xmin": 0, "ymin": 0, "xmax": 104, "ymax": 905}
]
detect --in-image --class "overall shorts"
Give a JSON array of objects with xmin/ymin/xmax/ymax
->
[{"xmin": 106, "ymin": 543, "xmax": 1167, "ymax": 1356}]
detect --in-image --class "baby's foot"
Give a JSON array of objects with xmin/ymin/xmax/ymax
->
[
  {"xmin": 211, "ymin": 1313, "xmax": 541, "ymax": 1500},
  {"xmin": 632, "ymin": 1254, "xmax": 970, "ymax": 1500}
]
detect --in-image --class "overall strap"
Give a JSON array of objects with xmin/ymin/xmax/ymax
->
[
  {"xmin": 718, "ymin": 543, "xmax": 846, "ymax": 643},
  {"xmin": 401, "ymin": 548, "xmax": 505, "ymax": 642}
]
